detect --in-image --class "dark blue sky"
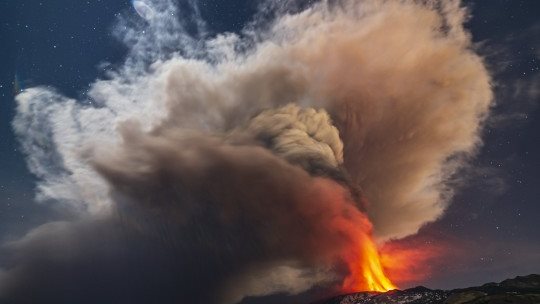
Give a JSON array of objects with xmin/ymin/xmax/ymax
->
[{"xmin": 0, "ymin": 0, "xmax": 539, "ymax": 290}]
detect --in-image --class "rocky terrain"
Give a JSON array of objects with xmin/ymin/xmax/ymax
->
[{"xmin": 316, "ymin": 274, "xmax": 540, "ymax": 304}]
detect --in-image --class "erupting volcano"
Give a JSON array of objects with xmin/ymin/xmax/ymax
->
[
  {"xmin": 2, "ymin": 0, "xmax": 498, "ymax": 303},
  {"xmin": 241, "ymin": 104, "xmax": 398, "ymax": 294}
]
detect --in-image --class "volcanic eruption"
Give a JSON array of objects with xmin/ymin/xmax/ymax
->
[
  {"xmin": 343, "ymin": 231, "xmax": 397, "ymax": 292},
  {"xmin": 2, "ymin": 0, "xmax": 492, "ymax": 303},
  {"xmin": 234, "ymin": 104, "xmax": 397, "ymax": 293},
  {"xmin": 233, "ymin": 104, "xmax": 397, "ymax": 293}
]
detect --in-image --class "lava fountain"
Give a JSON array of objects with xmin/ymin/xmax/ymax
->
[{"xmin": 341, "ymin": 214, "xmax": 397, "ymax": 292}]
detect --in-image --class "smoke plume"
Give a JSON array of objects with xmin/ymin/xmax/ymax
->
[{"xmin": 3, "ymin": 0, "xmax": 492, "ymax": 303}]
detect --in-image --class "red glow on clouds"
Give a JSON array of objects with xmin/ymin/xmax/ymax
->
[{"xmin": 379, "ymin": 236, "xmax": 445, "ymax": 285}]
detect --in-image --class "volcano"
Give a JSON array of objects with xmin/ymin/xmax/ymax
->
[{"xmin": 314, "ymin": 274, "xmax": 540, "ymax": 304}]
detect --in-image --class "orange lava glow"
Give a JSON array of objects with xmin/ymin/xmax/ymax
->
[
  {"xmin": 379, "ymin": 238, "xmax": 444, "ymax": 284},
  {"xmin": 342, "ymin": 228, "xmax": 397, "ymax": 292}
]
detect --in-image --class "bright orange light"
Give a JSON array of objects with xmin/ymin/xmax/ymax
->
[
  {"xmin": 361, "ymin": 238, "xmax": 398, "ymax": 292},
  {"xmin": 379, "ymin": 237, "xmax": 444, "ymax": 284},
  {"xmin": 317, "ymin": 184, "xmax": 398, "ymax": 293},
  {"xmin": 342, "ymin": 226, "xmax": 397, "ymax": 292}
]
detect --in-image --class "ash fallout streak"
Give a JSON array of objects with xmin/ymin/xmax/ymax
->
[{"xmin": 1, "ymin": 0, "xmax": 492, "ymax": 303}]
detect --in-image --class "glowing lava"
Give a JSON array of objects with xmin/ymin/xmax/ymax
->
[
  {"xmin": 319, "ymin": 184, "xmax": 397, "ymax": 293},
  {"xmin": 343, "ymin": 234, "xmax": 397, "ymax": 292},
  {"xmin": 339, "ymin": 213, "xmax": 397, "ymax": 292},
  {"xmin": 360, "ymin": 238, "xmax": 397, "ymax": 292}
]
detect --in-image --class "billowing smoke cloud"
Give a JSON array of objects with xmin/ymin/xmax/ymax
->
[
  {"xmin": 230, "ymin": 104, "xmax": 354, "ymax": 190},
  {"xmin": 1, "ymin": 130, "xmax": 368, "ymax": 303},
  {"xmin": 3, "ymin": 0, "xmax": 492, "ymax": 303}
]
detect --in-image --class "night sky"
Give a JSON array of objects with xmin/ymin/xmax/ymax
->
[{"xmin": 0, "ymin": 0, "xmax": 539, "ymax": 297}]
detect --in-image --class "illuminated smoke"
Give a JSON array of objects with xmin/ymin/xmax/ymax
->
[{"xmin": 3, "ymin": 0, "xmax": 492, "ymax": 303}]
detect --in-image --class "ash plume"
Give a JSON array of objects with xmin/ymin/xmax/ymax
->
[
  {"xmin": 230, "ymin": 104, "xmax": 355, "ymax": 190},
  {"xmin": 3, "ymin": 0, "xmax": 492, "ymax": 303}
]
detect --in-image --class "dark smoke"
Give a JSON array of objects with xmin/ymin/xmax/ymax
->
[{"xmin": 1, "ymin": 127, "xmax": 364, "ymax": 303}]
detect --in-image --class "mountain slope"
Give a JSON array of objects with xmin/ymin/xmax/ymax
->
[{"xmin": 316, "ymin": 274, "xmax": 540, "ymax": 304}]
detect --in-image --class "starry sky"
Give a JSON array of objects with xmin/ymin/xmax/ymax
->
[{"xmin": 0, "ymin": 0, "xmax": 539, "ymax": 292}]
